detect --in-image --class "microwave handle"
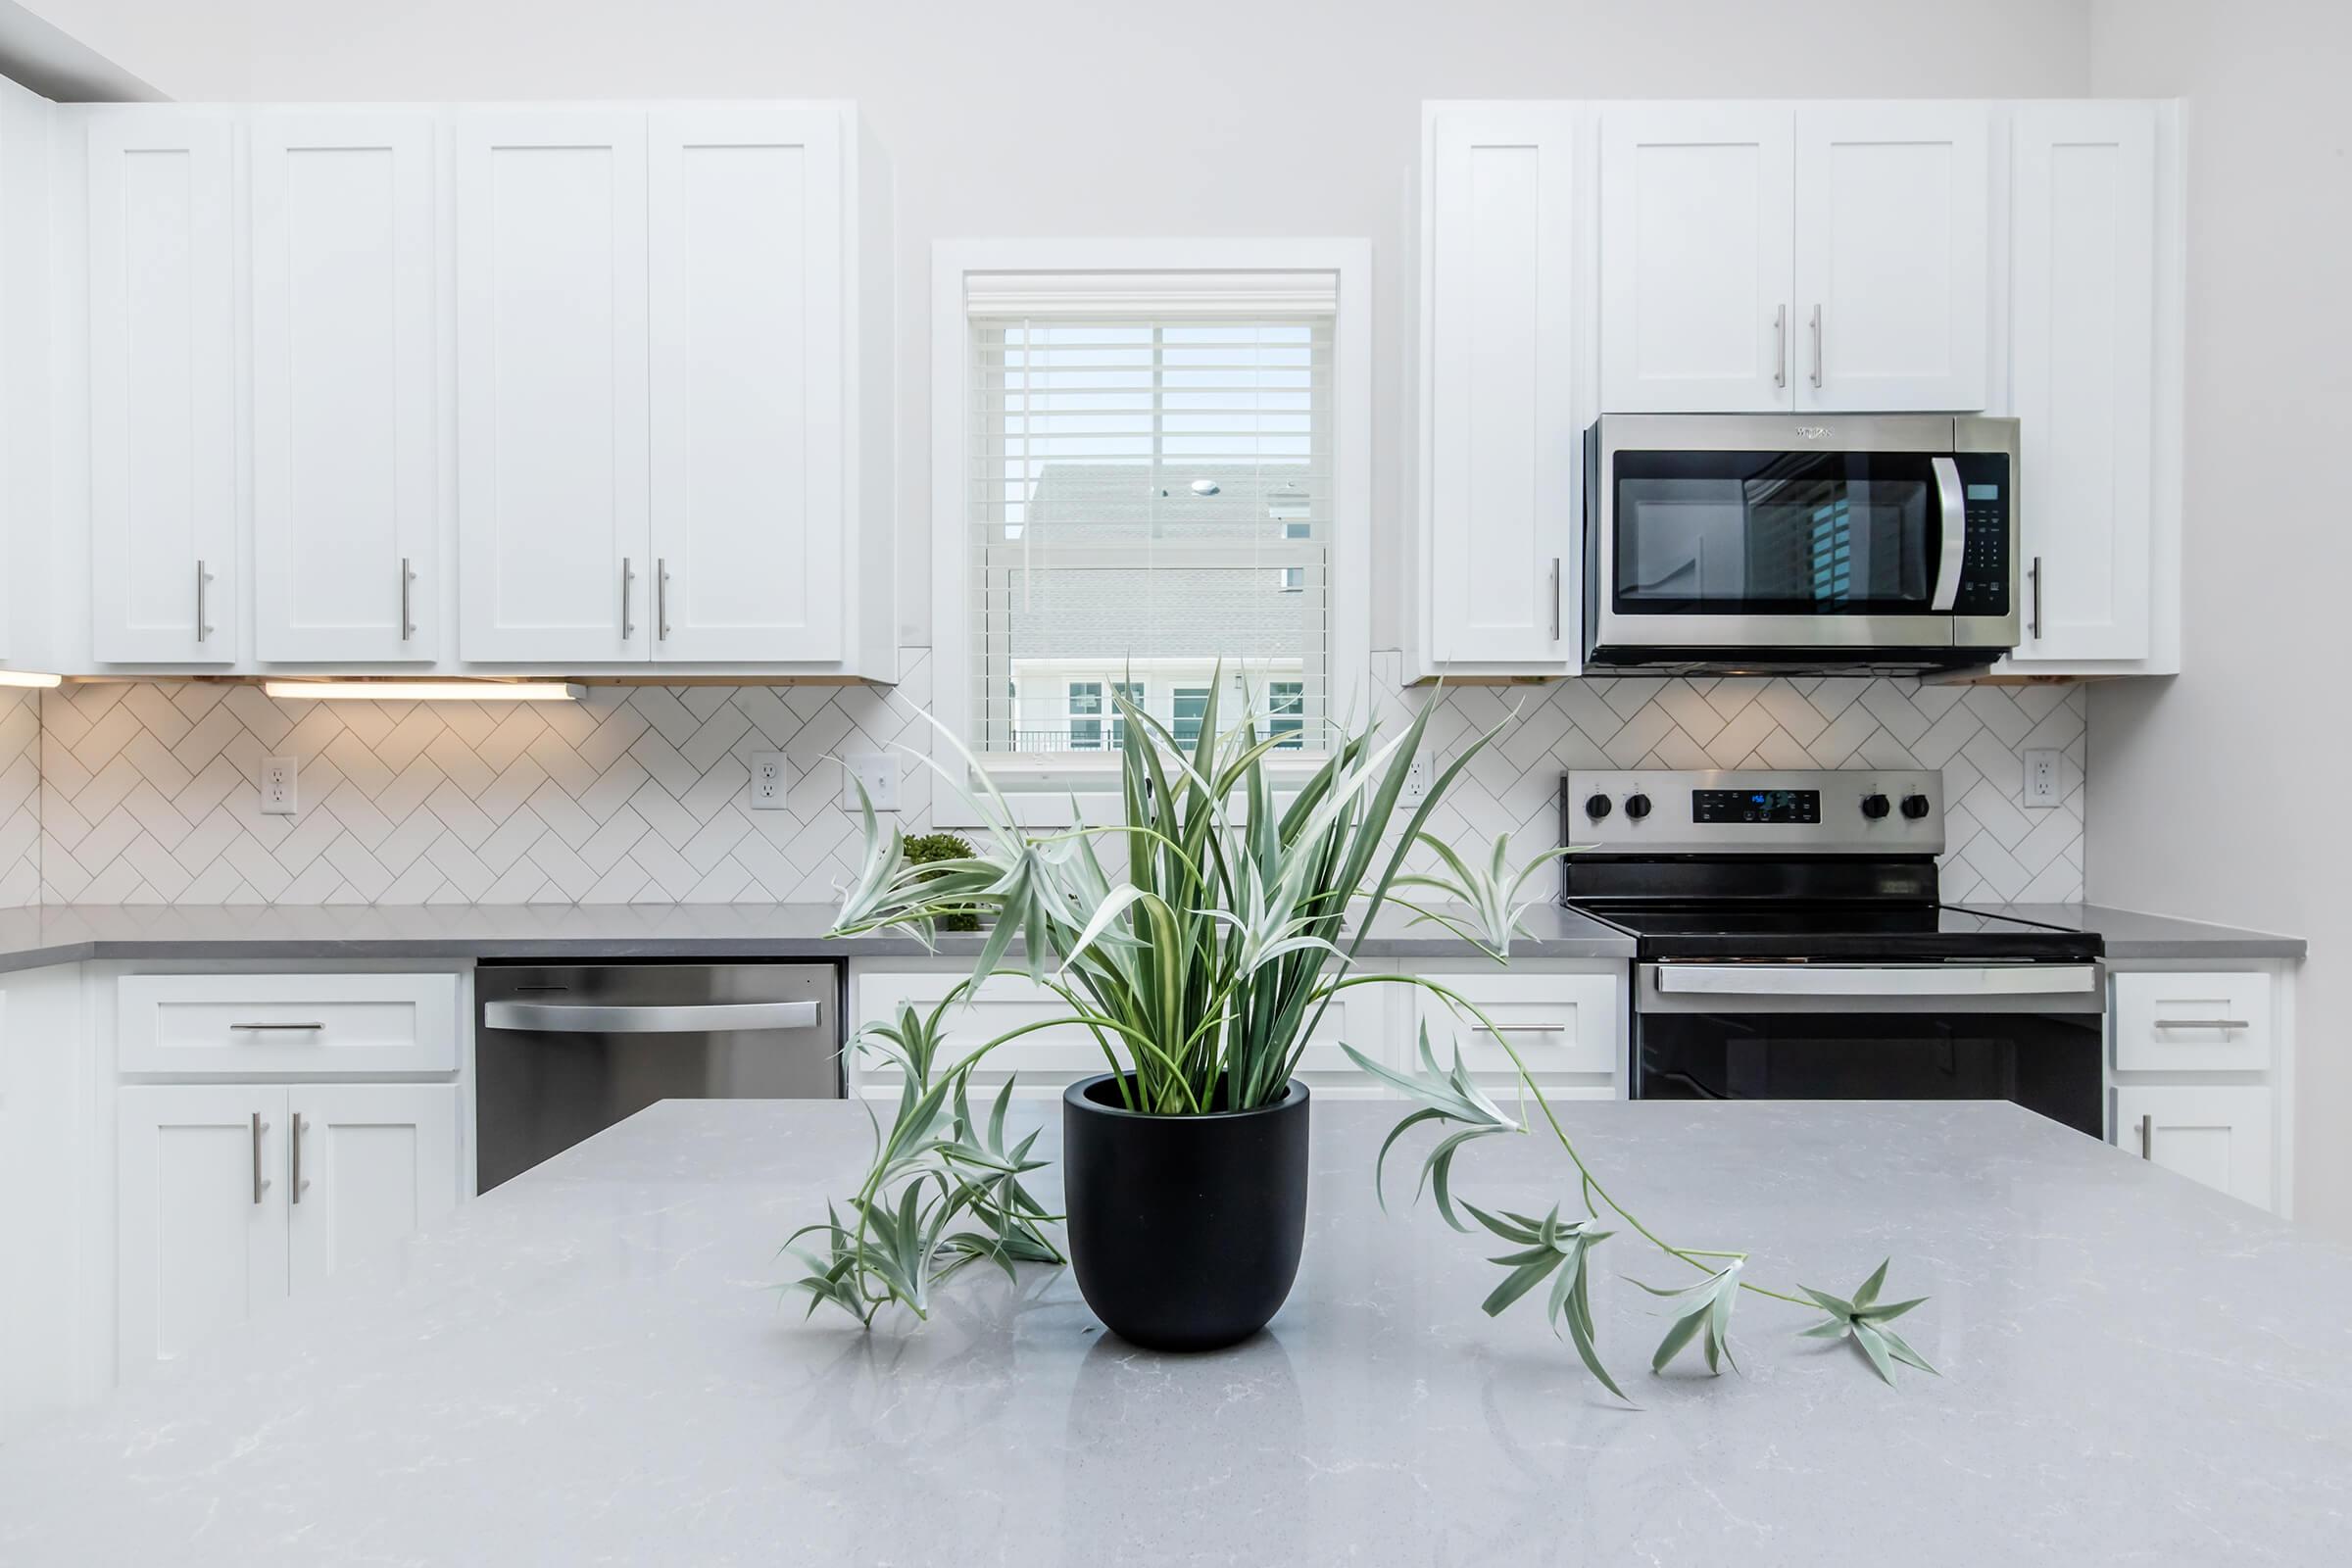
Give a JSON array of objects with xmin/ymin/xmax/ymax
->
[{"xmin": 1929, "ymin": 456, "xmax": 1965, "ymax": 612}]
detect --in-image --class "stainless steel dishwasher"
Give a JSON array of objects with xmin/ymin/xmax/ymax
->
[{"xmin": 474, "ymin": 962, "xmax": 840, "ymax": 1191}]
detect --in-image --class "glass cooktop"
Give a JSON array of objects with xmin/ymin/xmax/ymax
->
[{"xmin": 1564, "ymin": 901, "xmax": 2103, "ymax": 962}]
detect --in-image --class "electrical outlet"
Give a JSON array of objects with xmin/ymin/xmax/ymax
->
[
  {"xmin": 1399, "ymin": 756, "xmax": 1433, "ymax": 808},
  {"xmin": 749, "ymin": 754, "xmax": 788, "ymax": 810},
  {"xmin": 2023, "ymin": 748, "xmax": 2063, "ymax": 809},
  {"xmin": 260, "ymin": 756, "xmax": 298, "ymax": 816},
  {"xmin": 842, "ymin": 752, "xmax": 900, "ymax": 812}
]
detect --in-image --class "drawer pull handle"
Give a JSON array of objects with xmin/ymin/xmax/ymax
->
[
  {"xmin": 1470, "ymin": 1023, "xmax": 1565, "ymax": 1035},
  {"xmin": 2152, "ymin": 1018, "xmax": 2249, "ymax": 1031},
  {"xmin": 231, "ymin": 1021, "xmax": 325, "ymax": 1031},
  {"xmin": 2137, "ymin": 1112, "xmax": 2153, "ymax": 1160}
]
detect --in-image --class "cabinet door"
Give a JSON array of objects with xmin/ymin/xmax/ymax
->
[
  {"xmin": 1599, "ymin": 104, "xmax": 1794, "ymax": 413},
  {"xmin": 647, "ymin": 107, "xmax": 845, "ymax": 662},
  {"xmin": 251, "ymin": 111, "xmax": 439, "ymax": 662},
  {"xmin": 1425, "ymin": 106, "xmax": 1576, "ymax": 665},
  {"xmin": 2008, "ymin": 103, "xmax": 2157, "ymax": 663},
  {"xmin": 455, "ymin": 109, "xmax": 651, "ymax": 662},
  {"xmin": 2113, "ymin": 1086, "xmax": 2274, "ymax": 1211},
  {"xmin": 117, "ymin": 1086, "xmax": 289, "ymax": 1368},
  {"xmin": 1793, "ymin": 104, "xmax": 1988, "ymax": 412},
  {"xmin": 87, "ymin": 109, "xmax": 238, "ymax": 663},
  {"xmin": 288, "ymin": 1085, "xmax": 459, "ymax": 1296}
]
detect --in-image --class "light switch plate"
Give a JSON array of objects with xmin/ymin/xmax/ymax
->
[
  {"xmin": 2023, "ymin": 748, "xmax": 2062, "ymax": 809},
  {"xmin": 842, "ymin": 752, "xmax": 900, "ymax": 812},
  {"xmin": 749, "ymin": 754, "xmax": 788, "ymax": 810},
  {"xmin": 260, "ymin": 756, "xmax": 298, "ymax": 815}
]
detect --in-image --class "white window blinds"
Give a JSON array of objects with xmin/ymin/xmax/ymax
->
[{"xmin": 965, "ymin": 273, "xmax": 1339, "ymax": 762}]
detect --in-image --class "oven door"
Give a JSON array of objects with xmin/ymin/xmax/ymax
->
[
  {"xmin": 1632, "ymin": 962, "xmax": 2104, "ymax": 1138},
  {"xmin": 1587, "ymin": 415, "xmax": 2017, "ymax": 664}
]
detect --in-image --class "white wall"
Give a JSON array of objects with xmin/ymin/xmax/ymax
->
[
  {"xmin": 2084, "ymin": 0, "xmax": 2352, "ymax": 1240},
  {"xmin": 20, "ymin": 0, "xmax": 2095, "ymax": 655}
]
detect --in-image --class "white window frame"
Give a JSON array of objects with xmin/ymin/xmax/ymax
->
[{"xmin": 929, "ymin": 238, "xmax": 1373, "ymax": 827}]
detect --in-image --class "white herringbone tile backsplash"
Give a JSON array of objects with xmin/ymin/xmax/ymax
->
[
  {"xmin": 1, "ymin": 688, "xmax": 37, "ymax": 906},
  {"xmin": 21, "ymin": 654, "xmax": 2083, "ymax": 906}
]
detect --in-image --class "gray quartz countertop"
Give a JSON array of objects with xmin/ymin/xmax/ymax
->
[
  {"xmin": 1960, "ymin": 902, "xmax": 2307, "ymax": 958},
  {"xmin": 0, "ymin": 900, "xmax": 1638, "ymax": 974},
  {"xmin": 2, "ymin": 1099, "xmax": 2345, "ymax": 1565}
]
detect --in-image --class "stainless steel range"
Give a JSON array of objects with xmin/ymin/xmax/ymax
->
[{"xmin": 1560, "ymin": 768, "xmax": 2106, "ymax": 1136}]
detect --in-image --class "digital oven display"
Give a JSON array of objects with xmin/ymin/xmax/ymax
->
[{"xmin": 1691, "ymin": 788, "xmax": 1821, "ymax": 825}]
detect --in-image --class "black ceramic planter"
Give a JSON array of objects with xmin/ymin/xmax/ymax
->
[{"xmin": 1061, "ymin": 1074, "xmax": 1311, "ymax": 1352}]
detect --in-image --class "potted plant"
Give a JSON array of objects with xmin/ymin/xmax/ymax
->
[
  {"xmin": 792, "ymin": 683, "xmax": 1939, "ymax": 1390},
  {"xmin": 805, "ymin": 681, "xmax": 1492, "ymax": 1349}
]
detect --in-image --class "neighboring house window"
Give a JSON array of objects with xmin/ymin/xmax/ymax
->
[
  {"xmin": 1172, "ymin": 685, "xmax": 1212, "ymax": 751},
  {"xmin": 1266, "ymin": 682, "xmax": 1304, "ymax": 749}
]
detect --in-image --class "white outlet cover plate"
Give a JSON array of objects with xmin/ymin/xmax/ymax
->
[
  {"xmin": 749, "ymin": 753, "xmax": 788, "ymax": 810},
  {"xmin": 261, "ymin": 755, "xmax": 298, "ymax": 816},
  {"xmin": 842, "ymin": 752, "xmax": 900, "ymax": 812},
  {"xmin": 2022, "ymin": 748, "xmax": 2063, "ymax": 809}
]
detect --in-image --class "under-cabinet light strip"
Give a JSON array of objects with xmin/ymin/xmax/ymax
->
[
  {"xmin": 0, "ymin": 670, "xmax": 64, "ymax": 689},
  {"xmin": 260, "ymin": 680, "xmax": 584, "ymax": 703}
]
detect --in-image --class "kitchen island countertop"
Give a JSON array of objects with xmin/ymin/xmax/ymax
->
[{"xmin": 2, "ymin": 1098, "xmax": 2345, "ymax": 1565}]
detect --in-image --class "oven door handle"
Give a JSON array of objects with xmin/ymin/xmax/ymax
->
[
  {"xmin": 1651, "ymin": 964, "xmax": 2098, "ymax": 999},
  {"xmin": 482, "ymin": 1001, "xmax": 821, "ymax": 1034},
  {"xmin": 1929, "ymin": 456, "xmax": 1965, "ymax": 612}
]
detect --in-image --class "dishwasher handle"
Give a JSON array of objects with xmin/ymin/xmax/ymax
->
[
  {"xmin": 1651, "ymin": 964, "xmax": 2099, "ymax": 1000},
  {"xmin": 482, "ymin": 1000, "xmax": 821, "ymax": 1034}
]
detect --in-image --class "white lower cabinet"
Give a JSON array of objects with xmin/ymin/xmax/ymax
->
[
  {"xmin": 2113, "ymin": 1086, "xmax": 2275, "ymax": 1212},
  {"xmin": 117, "ymin": 1085, "xmax": 291, "ymax": 1367},
  {"xmin": 117, "ymin": 1082, "xmax": 458, "ymax": 1370},
  {"xmin": 1407, "ymin": 970, "xmax": 1622, "ymax": 1088}
]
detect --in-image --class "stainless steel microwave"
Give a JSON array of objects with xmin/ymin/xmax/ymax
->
[{"xmin": 1583, "ymin": 414, "xmax": 2021, "ymax": 674}]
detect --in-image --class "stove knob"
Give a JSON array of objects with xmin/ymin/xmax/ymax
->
[
  {"xmin": 1859, "ymin": 793, "xmax": 1890, "ymax": 819},
  {"xmin": 1623, "ymin": 792, "xmax": 1652, "ymax": 821},
  {"xmin": 1900, "ymin": 793, "xmax": 1933, "ymax": 820},
  {"xmin": 1584, "ymin": 793, "xmax": 1613, "ymax": 820}
]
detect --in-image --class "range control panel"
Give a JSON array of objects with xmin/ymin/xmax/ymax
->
[{"xmin": 1563, "ymin": 769, "xmax": 1945, "ymax": 855}]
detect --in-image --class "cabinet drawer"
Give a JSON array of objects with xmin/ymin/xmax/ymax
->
[
  {"xmin": 118, "ymin": 973, "xmax": 461, "ymax": 1075},
  {"xmin": 2113, "ymin": 970, "xmax": 2272, "ymax": 1072},
  {"xmin": 852, "ymin": 970, "xmax": 1391, "ymax": 1100},
  {"xmin": 1411, "ymin": 971, "xmax": 1622, "ymax": 1084}
]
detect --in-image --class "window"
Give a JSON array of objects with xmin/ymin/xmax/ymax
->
[{"xmin": 935, "ymin": 241, "xmax": 1370, "ymax": 809}]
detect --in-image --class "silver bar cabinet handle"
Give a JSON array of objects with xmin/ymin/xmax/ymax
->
[
  {"xmin": 620, "ymin": 558, "xmax": 635, "ymax": 640},
  {"xmin": 2137, "ymin": 1113, "xmax": 2154, "ymax": 1160},
  {"xmin": 1471, "ymin": 1023, "xmax": 1565, "ymax": 1035},
  {"xmin": 290, "ymin": 1112, "xmax": 304, "ymax": 1205},
  {"xmin": 483, "ymin": 1000, "xmax": 820, "ymax": 1034},
  {"xmin": 1773, "ymin": 304, "xmax": 1788, "ymax": 389},
  {"xmin": 2153, "ymin": 1018, "xmax": 2251, "ymax": 1031},
  {"xmin": 251, "ymin": 1111, "xmax": 265, "ymax": 1204},
  {"xmin": 400, "ymin": 557, "xmax": 416, "ymax": 641},
  {"xmin": 1548, "ymin": 558, "xmax": 1561, "ymax": 641},
  {"xmin": 196, "ymin": 560, "xmax": 213, "ymax": 643},
  {"xmin": 2029, "ymin": 556, "xmax": 2043, "ymax": 639},
  {"xmin": 658, "ymin": 558, "xmax": 670, "ymax": 641},
  {"xmin": 1808, "ymin": 305, "xmax": 1824, "ymax": 388},
  {"xmin": 232, "ymin": 1021, "xmax": 323, "ymax": 1031}
]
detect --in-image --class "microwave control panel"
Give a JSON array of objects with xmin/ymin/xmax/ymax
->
[{"xmin": 1949, "ymin": 452, "xmax": 2011, "ymax": 616}]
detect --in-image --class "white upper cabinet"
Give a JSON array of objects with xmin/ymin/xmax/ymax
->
[
  {"xmin": 251, "ymin": 110, "xmax": 439, "ymax": 663},
  {"xmin": 1600, "ymin": 104, "xmax": 1795, "ymax": 415},
  {"xmin": 86, "ymin": 108, "xmax": 239, "ymax": 663},
  {"xmin": 647, "ymin": 108, "xmax": 847, "ymax": 662},
  {"xmin": 455, "ymin": 108, "xmax": 652, "ymax": 664},
  {"xmin": 1421, "ymin": 105, "xmax": 1578, "ymax": 669},
  {"xmin": 2004, "ymin": 102, "xmax": 2161, "ymax": 666},
  {"xmin": 1600, "ymin": 101, "xmax": 1989, "ymax": 415},
  {"xmin": 1793, "ymin": 103, "xmax": 1988, "ymax": 412}
]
